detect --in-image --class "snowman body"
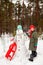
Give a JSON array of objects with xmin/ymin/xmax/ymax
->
[{"xmin": 14, "ymin": 30, "xmax": 28, "ymax": 59}]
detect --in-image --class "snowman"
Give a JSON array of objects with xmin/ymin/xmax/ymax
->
[{"xmin": 14, "ymin": 25, "xmax": 29, "ymax": 60}]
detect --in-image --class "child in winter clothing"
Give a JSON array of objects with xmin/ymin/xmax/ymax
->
[{"xmin": 27, "ymin": 25, "xmax": 38, "ymax": 61}]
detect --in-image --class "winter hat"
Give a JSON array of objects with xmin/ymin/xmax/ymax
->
[
  {"xmin": 29, "ymin": 25, "xmax": 35, "ymax": 31},
  {"xmin": 17, "ymin": 25, "xmax": 22, "ymax": 30}
]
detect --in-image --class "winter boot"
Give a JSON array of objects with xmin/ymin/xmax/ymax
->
[
  {"xmin": 32, "ymin": 51, "xmax": 37, "ymax": 57},
  {"xmin": 29, "ymin": 54, "xmax": 34, "ymax": 61}
]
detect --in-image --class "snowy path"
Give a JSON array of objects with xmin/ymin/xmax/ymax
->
[{"xmin": 0, "ymin": 35, "xmax": 43, "ymax": 65}]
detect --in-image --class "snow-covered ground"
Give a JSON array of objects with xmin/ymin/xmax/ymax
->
[{"xmin": 0, "ymin": 33, "xmax": 43, "ymax": 65}]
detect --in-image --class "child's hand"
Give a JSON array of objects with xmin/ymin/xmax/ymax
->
[{"xmin": 34, "ymin": 46, "xmax": 37, "ymax": 48}]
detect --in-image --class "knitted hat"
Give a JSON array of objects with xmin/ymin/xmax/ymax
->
[
  {"xmin": 29, "ymin": 25, "xmax": 35, "ymax": 31},
  {"xmin": 17, "ymin": 25, "xmax": 22, "ymax": 30}
]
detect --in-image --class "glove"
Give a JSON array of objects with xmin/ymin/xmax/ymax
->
[
  {"xmin": 34, "ymin": 46, "xmax": 37, "ymax": 48},
  {"xmin": 34, "ymin": 43, "xmax": 38, "ymax": 48}
]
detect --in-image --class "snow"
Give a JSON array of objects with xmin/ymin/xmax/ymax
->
[{"xmin": 0, "ymin": 33, "xmax": 43, "ymax": 65}]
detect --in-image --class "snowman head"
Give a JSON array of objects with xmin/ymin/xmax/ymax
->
[{"xmin": 16, "ymin": 25, "xmax": 23, "ymax": 35}]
